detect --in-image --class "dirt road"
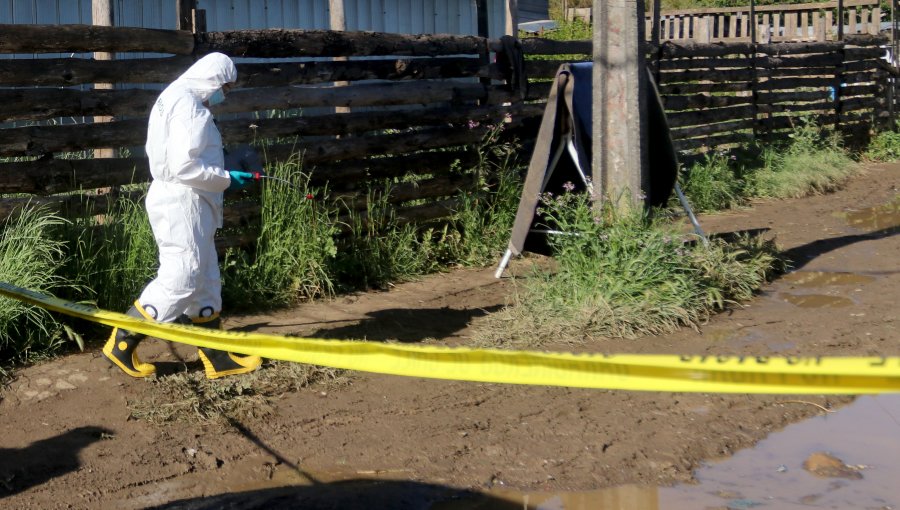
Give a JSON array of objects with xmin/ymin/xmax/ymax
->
[{"xmin": 1, "ymin": 163, "xmax": 898, "ymax": 509}]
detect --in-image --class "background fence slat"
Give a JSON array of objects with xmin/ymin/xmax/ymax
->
[{"xmin": 0, "ymin": 24, "xmax": 194, "ymax": 54}]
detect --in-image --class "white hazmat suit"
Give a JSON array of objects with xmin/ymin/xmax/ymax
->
[
  {"xmin": 139, "ymin": 53, "xmax": 235, "ymax": 323},
  {"xmin": 103, "ymin": 52, "xmax": 261, "ymax": 380}
]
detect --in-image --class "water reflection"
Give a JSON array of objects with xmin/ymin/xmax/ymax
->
[
  {"xmin": 778, "ymin": 292, "xmax": 855, "ymax": 308},
  {"xmin": 780, "ymin": 271, "xmax": 876, "ymax": 287},
  {"xmin": 435, "ymin": 486, "xmax": 659, "ymax": 510},
  {"xmin": 660, "ymin": 394, "xmax": 900, "ymax": 509},
  {"xmin": 835, "ymin": 196, "xmax": 900, "ymax": 232}
]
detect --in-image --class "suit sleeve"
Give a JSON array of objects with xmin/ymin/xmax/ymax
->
[{"xmin": 165, "ymin": 107, "xmax": 230, "ymax": 192}]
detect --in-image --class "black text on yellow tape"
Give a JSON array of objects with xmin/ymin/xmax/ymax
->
[{"xmin": 1, "ymin": 281, "xmax": 899, "ymax": 394}]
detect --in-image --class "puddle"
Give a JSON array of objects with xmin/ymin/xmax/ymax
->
[
  {"xmin": 656, "ymin": 393, "xmax": 900, "ymax": 509},
  {"xmin": 778, "ymin": 293, "xmax": 854, "ymax": 308},
  {"xmin": 472, "ymin": 394, "xmax": 900, "ymax": 509},
  {"xmin": 781, "ymin": 271, "xmax": 876, "ymax": 288},
  {"xmin": 834, "ymin": 196, "xmax": 900, "ymax": 232},
  {"xmin": 165, "ymin": 396, "xmax": 900, "ymax": 509}
]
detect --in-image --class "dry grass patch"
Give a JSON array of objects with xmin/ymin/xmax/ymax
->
[{"xmin": 128, "ymin": 360, "xmax": 346, "ymax": 424}]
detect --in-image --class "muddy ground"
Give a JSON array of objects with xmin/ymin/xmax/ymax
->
[{"xmin": 0, "ymin": 163, "xmax": 898, "ymax": 509}]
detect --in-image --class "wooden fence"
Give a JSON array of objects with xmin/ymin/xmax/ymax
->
[
  {"xmin": 519, "ymin": 34, "xmax": 892, "ymax": 155},
  {"xmin": 0, "ymin": 24, "xmax": 545, "ymax": 251},
  {"xmin": 0, "ymin": 24, "xmax": 893, "ymax": 251},
  {"xmin": 568, "ymin": 0, "xmax": 883, "ymax": 43}
]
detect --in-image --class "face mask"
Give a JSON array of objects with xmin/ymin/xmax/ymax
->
[{"xmin": 208, "ymin": 88, "xmax": 226, "ymax": 106}]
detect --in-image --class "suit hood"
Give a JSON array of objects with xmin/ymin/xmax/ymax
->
[{"xmin": 176, "ymin": 52, "xmax": 237, "ymax": 102}]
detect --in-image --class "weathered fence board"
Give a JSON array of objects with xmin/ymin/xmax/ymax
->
[
  {"xmin": 0, "ymin": 56, "xmax": 488, "ymax": 88},
  {"xmin": 197, "ymin": 30, "xmax": 488, "ymax": 58},
  {"xmin": 0, "ymin": 24, "xmax": 194, "ymax": 54},
  {"xmin": 663, "ymin": 94, "xmax": 754, "ymax": 111}
]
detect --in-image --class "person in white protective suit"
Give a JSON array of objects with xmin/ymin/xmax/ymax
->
[{"xmin": 102, "ymin": 52, "xmax": 262, "ymax": 380}]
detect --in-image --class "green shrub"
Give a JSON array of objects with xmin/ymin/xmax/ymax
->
[{"xmin": 0, "ymin": 206, "xmax": 79, "ymax": 365}]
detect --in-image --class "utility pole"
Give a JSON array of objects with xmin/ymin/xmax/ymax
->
[
  {"xmin": 592, "ymin": 0, "xmax": 649, "ymax": 208},
  {"xmin": 92, "ymin": 0, "xmax": 114, "ymax": 159}
]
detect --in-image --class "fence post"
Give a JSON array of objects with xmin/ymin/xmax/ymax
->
[
  {"xmin": 592, "ymin": 0, "xmax": 649, "ymax": 209},
  {"xmin": 651, "ymin": 0, "xmax": 661, "ymax": 47},
  {"xmin": 192, "ymin": 9, "xmax": 207, "ymax": 33},
  {"xmin": 176, "ymin": 0, "xmax": 196, "ymax": 31},
  {"xmin": 750, "ymin": 0, "xmax": 756, "ymax": 43},
  {"xmin": 834, "ymin": 42, "xmax": 845, "ymax": 133},
  {"xmin": 837, "ymin": 0, "xmax": 844, "ymax": 40},
  {"xmin": 506, "ymin": 0, "xmax": 519, "ymax": 36},
  {"xmin": 92, "ymin": 0, "xmax": 115, "ymax": 159},
  {"xmin": 330, "ymin": 0, "xmax": 350, "ymax": 114}
]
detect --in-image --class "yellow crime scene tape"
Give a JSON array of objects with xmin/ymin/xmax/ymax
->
[{"xmin": 1, "ymin": 280, "xmax": 899, "ymax": 394}]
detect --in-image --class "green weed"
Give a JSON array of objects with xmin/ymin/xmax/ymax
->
[
  {"xmin": 329, "ymin": 183, "xmax": 440, "ymax": 290},
  {"xmin": 222, "ymin": 156, "xmax": 337, "ymax": 308},
  {"xmin": 864, "ymin": 123, "xmax": 900, "ymax": 162},
  {"xmin": 678, "ymin": 152, "xmax": 745, "ymax": 212},
  {"xmin": 445, "ymin": 124, "xmax": 523, "ymax": 266},
  {"xmin": 747, "ymin": 121, "xmax": 855, "ymax": 198},
  {"xmin": 0, "ymin": 206, "xmax": 80, "ymax": 365},
  {"xmin": 473, "ymin": 193, "xmax": 783, "ymax": 347}
]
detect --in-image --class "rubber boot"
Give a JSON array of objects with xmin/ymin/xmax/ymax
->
[
  {"xmin": 192, "ymin": 313, "xmax": 262, "ymax": 380},
  {"xmin": 102, "ymin": 302, "xmax": 155, "ymax": 378}
]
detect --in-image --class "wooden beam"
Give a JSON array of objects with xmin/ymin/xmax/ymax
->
[
  {"xmin": 0, "ymin": 56, "xmax": 485, "ymax": 87},
  {"xmin": 197, "ymin": 30, "xmax": 487, "ymax": 58},
  {"xmin": 0, "ymin": 24, "xmax": 194, "ymax": 54}
]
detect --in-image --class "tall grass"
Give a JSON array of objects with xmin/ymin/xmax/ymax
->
[
  {"xmin": 747, "ymin": 121, "xmax": 855, "ymax": 198},
  {"xmin": 62, "ymin": 193, "xmax": 157, "ymax": 312},
  {"xmin": 222, "ymin": 156, "xmax": 337, "ymax": 308},
  {"xmin": 474, "ymin": 192, "xmax": 783, "ymax": 347},
  {"xmin": 0, "ymin": 206, "xmax": 79, "ymax": 365},
  {"xmin": 864, "ymin": 122, "xmax": 900, "ymax": 162},
  {"xmin": 329, "ymin": 182, "xmax": 441, "ymax": 290},
  {"xmin": 445, "ymin": 125, "xmax": 524, "ymax": 266},
  {"xmin": 680, "ymin": 120, "xmax": 857, "ymax": 209},
  {"xmin": 678, "ymin": 152, "xmax": 744, "ymax": 212}
]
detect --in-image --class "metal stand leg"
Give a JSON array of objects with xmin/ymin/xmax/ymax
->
[
  {"xmin": 675, "ymin": 182, "xmax": 707, "ymax": 245},
  {"xmin": 494, "ymin": 248, "xmax": 513, "ymax": 279}
]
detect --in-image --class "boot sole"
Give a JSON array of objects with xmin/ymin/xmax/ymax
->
[
  {"xmin": 102, "ymin": 330, "xmax": 156, "ymax": 378},
  {"xmin": 197, "ymin": 350, "xmax": 262, "ymax": 380}
]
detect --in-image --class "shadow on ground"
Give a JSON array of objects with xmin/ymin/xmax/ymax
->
[
  {"xmin": 0, "ymin": 426, "xmax": 111, "ymax": 498},
  {"xmin": 307, "ymin": 306, "xmax": 504, "ymax": 343},
  {"xmin": 148, "ymin": 479, "xmax": 521, "ymax": 510},
  {"xmin": 232, "ymin": 306, "xmax": 503, "ymax": 343},
  {"xmin": 784, "ymin": 225, "xmax": 899, "ymax": 271}
]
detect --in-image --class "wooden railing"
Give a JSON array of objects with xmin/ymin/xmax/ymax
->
[{"xmin": 568, "ymin": 0, "xmax": 883, "ymax": 42}]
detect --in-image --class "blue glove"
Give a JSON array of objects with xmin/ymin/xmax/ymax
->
[{"xmin": 227, "ymin": 170, "xmax": 254, "ymax": 192}]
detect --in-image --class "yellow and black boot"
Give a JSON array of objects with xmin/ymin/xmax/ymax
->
[
  {"xmin": 102, "ymin": 302, "xmax": 156, "ymax": 378},
  {"xmin": 192, "ymin": 311, "xmax": 262, "ymax": 380}
]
